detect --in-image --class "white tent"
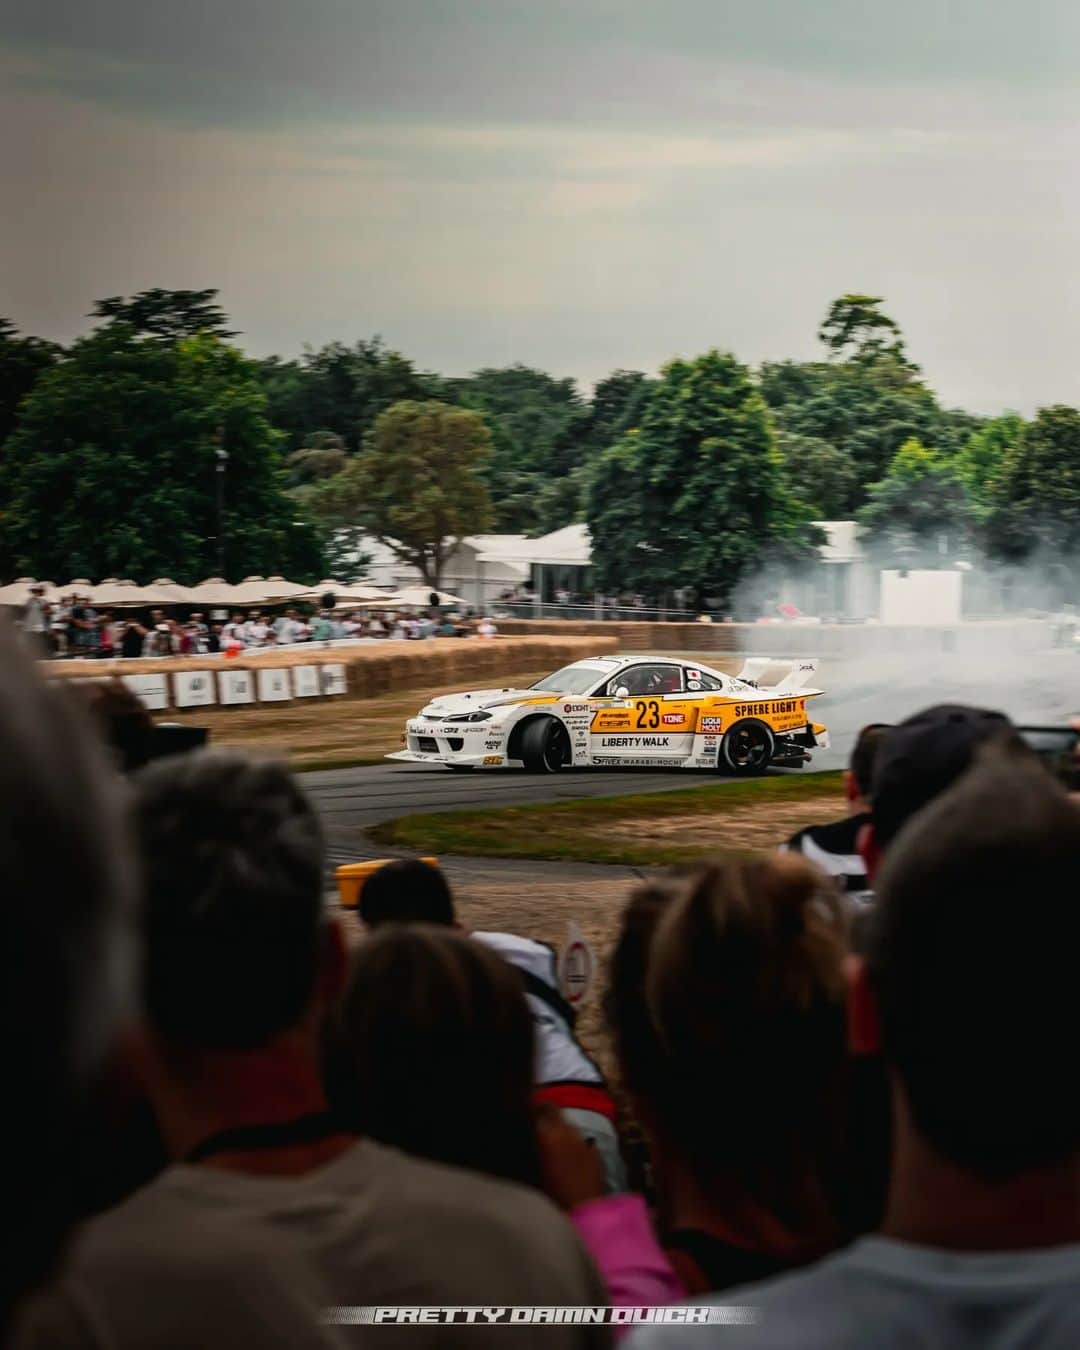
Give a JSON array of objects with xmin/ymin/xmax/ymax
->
[
  {"xmin": 371, "ymin": 586, "xmax": 465, "ymax": 609},
  {"xmin": 87, "ymin": 580, "xmax": 183, "ymax": 608},
  {"xmin": 150, "ymin": 578, "xmax": 200, "ymax": 604},
  {"xmin": 261, "ymin": 575, "xmax": 314, "ymax": 600},
  {"xmin": 0, "ymin": 578, "xmax": 44, "ymax": 607},
  {"xmin": 293, "ymin": 579, "xmax": 391, "ymax": 605},
  {"xmin": 186, "ymin": 577, "xmax": 247, "ymax": 607}
]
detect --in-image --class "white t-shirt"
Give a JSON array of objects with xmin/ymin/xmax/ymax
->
[
  {"xmin": 27, "ymin": 1139, "xmax": 606, "ymax": 1350},
  {"xmin": 626, "ymin": 1236, "xmax": 1080, "ymax": 1350},
  {"xmin": 245, "ymin": 621, "xmax": 270, "ymax": 645}
]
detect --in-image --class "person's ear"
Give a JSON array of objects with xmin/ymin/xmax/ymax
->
[
  {"xmin": 318, "ymin": 918, "xmax": 348, "ymax": 1005},
  {"xmin": 843, "ymin": 769, "xmax": 859, "ymax": 805},
  {"xmin": 857, "ymin": 819, "xmax": 881, "ymax": 883},
  {"xmin": 847, "ymin": 956, "xmax": 881, "ymax": 1056}
]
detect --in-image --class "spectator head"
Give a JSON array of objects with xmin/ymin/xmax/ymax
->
[
  {"xmin": 861, "ymin": 704, "xmax": 1022, "ymax": 880},
  {"xmin": 327, "ymin": 925, "xmax": 542, "ymax": 1187},
  {"xmin": 231, "ymin": 612, "xmax": 243, "ymax": 623},
  {"xmin": 358, "ymin": 859, "xmax": 457, "ymax": 930},
  {"xmin": 845, "ymin": 723, "xmax": 891, "ymax": 811},
  {"xmin": 150, "ymin": 609, "xmax": 164, "ymax": 623},
  {"xmin": 604, "ymin": 881, "xmax": 680, "ymax": 1119},
  {"xmin": 855, "ymin": 745, "xmax": 1080, "ymax": 1182},
  {"xmin": 132, "ymin": 750, "xmax": 336, "ymax": 1053},
  {"xmin": 29, "ymin": 583, "xmax": 44, "ymax": 596},
  {"xmin": 191, "ymin": 612, "xmax": 203, "ymax": 624},
  {"xmin": 74, "ymin": 678, "xmax": 155, "ymax": 773},
  {"xmin": 0, "ymin": 631, "xmax": 136, "ymax": 1322},
  {"xmin": 640, "ymin": 857, "xmax": 850, "ymax": 1234},
  {"xmin": 286, "ymin": 607, "xmax": 298, "ymax": 619}
]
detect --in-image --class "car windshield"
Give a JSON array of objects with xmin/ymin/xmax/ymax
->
[{"xmin": 529, "ymin": 662, "xmax": 614, "ymax": 694}]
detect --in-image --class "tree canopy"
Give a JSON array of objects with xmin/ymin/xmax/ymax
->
[
  {"xmin": 586, "ymin": 350, "xmax": 820, "ymax": 604},
  {"xmin": 308, "ymin": 400, "xmax": 493, "ymax": 590},
  {"xmin": 91, "ymin": 288, "xmax": 238, "ymax": 342},
  {"xmin": 0, "ymin": 326, "xmax": 320, "ymax": 583}
]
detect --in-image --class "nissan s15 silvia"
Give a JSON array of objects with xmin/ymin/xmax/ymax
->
[{"xmin": 387, "ymin": 654, "xmax": 828, "ymax": 775}]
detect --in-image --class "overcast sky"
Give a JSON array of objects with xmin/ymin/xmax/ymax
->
[{"xmin": 2, "ymin": 1, "xmax": 1077, "ymax": 412}]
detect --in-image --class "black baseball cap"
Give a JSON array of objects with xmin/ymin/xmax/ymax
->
[{"xmin": 871, "ymin": 704, "xmax": 1021, "ymax": 849}]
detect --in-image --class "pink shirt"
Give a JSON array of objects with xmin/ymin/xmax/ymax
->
[{"xmin": 571, "ymin": 1193, "xmax": 686, "ymax": 1337}]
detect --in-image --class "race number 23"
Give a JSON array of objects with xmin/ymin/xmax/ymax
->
[{"xmin": 635, "ymin": 699, "xmax": 660, "ymax": 729}]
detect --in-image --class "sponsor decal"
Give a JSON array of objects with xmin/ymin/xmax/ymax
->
[
  {"xmin": 484, "ymin": 739, "xmax": 503, "ymax": 750},
  {"xmin": 700, "ymin": 716, "xmax": 723, "ymax": 732},
  {"xmin": 687, "ymin": 669, "xmax": 701, "ymax": 680},
  {"xmin": 661, "ymin": 713, "xmax": 686, "ymax": 726},
  {"xmin": 732, "ymin": 700, "xmax": 805, "ymax": 718},
  {"xmin": 483, "ymin": 755, "xmax": 503, "ymax": 766},
  {"xmin": 600, "ymin": 736, "xmax": 671, "ymax": 749},
  {"xmin": 563, "ymin": 702, "xmax": 590, "ymax": 714}
]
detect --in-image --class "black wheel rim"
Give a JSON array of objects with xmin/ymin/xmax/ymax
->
[
  {"xmin": 543, "ymin": 722, "xmax": 570, "ymax": 771},
  {"xmin": 729, "ymin": 725, "xmax": 770, "ymax": 769}
]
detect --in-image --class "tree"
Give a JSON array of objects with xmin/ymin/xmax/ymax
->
[
  {"xmin": 954, "ymin": 413, "xmax": 1024, "ymax": 514},
  {"xmin": 818, "ymin": 294, "xmax": 906, "ymax": 364},
  {"xmin": 447, "ymin": 364, "xmax": 588, "ymax": 533},
  {"xmin": 91, "ymin": 288, "xmax": 238, "ymax": 342},
  {"xmin": 0, "ymin": 319, "xmax": 61, "ymax": 452},
  {"xmin": 775, "ymin": 432, "xmax": 859, "ymax": 519},
  {"xmin": 986, "ymin": 406, "xmax": 1080, "ymax": 560},
  {"xmin": 586, "ymin": 350, "xmax": 820, "ymax": 604},
  {"xmin": 258, "ymin": 338, "xmax": 440, "ymax": 454},
  {"xmin": 0, "ymin": 325, "xmax": 321, "ymax": 583},
  {"xmin": 856, "ymin": 438, "xmax": 975, "ymax": 561},
  {"xmin": 308, "ymin": 400, "xmax": 493, "ymax": 590}
]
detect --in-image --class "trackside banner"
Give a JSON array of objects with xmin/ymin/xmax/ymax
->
[{"xmin": 324, "ymin": 1306, "xmax": 757, "ymax": 1327}]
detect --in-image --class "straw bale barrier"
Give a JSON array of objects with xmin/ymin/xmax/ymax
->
[{"xmin": 43, "ymin": 635, "xmax": 619, "ymax": 706}]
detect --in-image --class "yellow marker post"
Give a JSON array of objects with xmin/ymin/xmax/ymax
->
[{"xmin": 336, "ymin": 857, "xmax": 440, "ymax": 910}]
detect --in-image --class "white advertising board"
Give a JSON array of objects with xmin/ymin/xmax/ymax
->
[
  {"xmin": 292, "ymin": 665, "xmax": 321, "ymax": 698},
  {"xmin": 880, "ymin": 569, "xmax": 963, "ymax": 626},
  {"xmin": 319, "ymin": 663, "xmax": 348, "ymax": 696},
  {"xmin": 121, "ymin": 673, "xmax": 169, "ymax": 711},
  {"xmin": 174, "ymin": 670, "xmax": 217, "ymax": 708},
  {"xmin": 257, "ymin": 668, "xmax": 292, "ymax": 703},
  {"xmin": 218, "ymin": 669, "xmax": 255, "ymax": 705}
]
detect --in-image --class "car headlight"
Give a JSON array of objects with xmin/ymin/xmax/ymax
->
[{"xmin": 443, "ymin": 710, "xmax": 493, "ymax": 723}]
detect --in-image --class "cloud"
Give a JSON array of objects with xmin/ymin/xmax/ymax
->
[{"xmin": 1, "ymin": 3, "xmax": 1078, "ymax": 415}]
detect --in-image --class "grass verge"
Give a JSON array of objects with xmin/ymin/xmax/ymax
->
[{"xmin": 370, "ymin": 770, "xmax": 845, "ymax": 867}]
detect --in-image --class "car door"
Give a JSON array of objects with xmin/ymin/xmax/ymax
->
[{"xmin": 589, "ymin": 663, "xmax": 695, "ymax": 762}]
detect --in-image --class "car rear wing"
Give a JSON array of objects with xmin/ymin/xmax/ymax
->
[{"xmin": 735, "ymin": 657, "xmax": 819, "ymax": 691}]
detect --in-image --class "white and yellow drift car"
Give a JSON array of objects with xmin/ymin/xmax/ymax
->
[{"xmin": 387, "ymin": 654, "xmax": 828, "ymax": 775}]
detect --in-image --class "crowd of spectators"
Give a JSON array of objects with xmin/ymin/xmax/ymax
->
[
  {"xmin": 12, "ymin": 587, "xmax": 499, "ymax": 659},
  {"xmin": 3, "ymin": 618, "xmax": 1078, "ymax": 1347}
]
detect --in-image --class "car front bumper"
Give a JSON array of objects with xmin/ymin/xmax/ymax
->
[{"xmin": 386, "ymin": 749, "xmax": 508, "ymax": 767}]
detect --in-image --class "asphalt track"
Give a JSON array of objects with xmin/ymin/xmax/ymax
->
[{"xmin": 305, "ymin": 648, "xmax": 1079, "ymax": 871}]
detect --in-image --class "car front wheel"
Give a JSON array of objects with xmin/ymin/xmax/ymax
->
[{"xmin": 520, "ymin": 717, "xmax": 572, "ymax": 773}]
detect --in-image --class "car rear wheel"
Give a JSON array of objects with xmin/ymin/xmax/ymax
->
[
  {"xmin": 719, "ymin": 719, "xmax": 774, "ymax": 776},
  {"xmin": 520, "ymin": 717, "xmax": 572, "ymax": 773}
]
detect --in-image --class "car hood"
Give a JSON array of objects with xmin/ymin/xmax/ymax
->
[{"xmin": 420, "ymin": 688, "xmax": 540, "ymax": 717}]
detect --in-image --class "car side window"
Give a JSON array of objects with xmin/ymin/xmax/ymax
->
[
  {"xmin": 687, "ymin": 669, "xmax": 722, "ymax": 692},
  {"xmin": 610, "ymin": 664, "xmax": 684, "ymax": 696}
]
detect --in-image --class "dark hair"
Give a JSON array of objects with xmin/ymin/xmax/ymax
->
[
  {"xmin": 358, "ymin": 859, "xmax": 456, "ymax": 929},
  {"xmin": 604, "ymin": 882, "xmax": 680, "ymax": 1109},
  {"xmin": 867, "ymin": 746, "xmax": 1080, "ymax": 1181},
  {"xmin": 327, "ymin": 926, "xmax": 542, "ymax": 1188},
  {"xmin": 849, "ymin": 723, "xmax": 891, "ymax": 799},
  {"xmin": 132, "ymin": 751, "xmax": 324, "ymax": 1050},
  {"xmin": 73, "ymin": 678, "xmax": 155, "ymax": 772},
  {"xmin": 644, "ymin": 857, "xmax": 850, "ymax": 1230},
  {"xmin": 0, "ymin": 631, "xmax": 136, "ymax": 1323},
  {"xmin": 871, "ymin": 704, "xmax": 1020, "ymax": 848}
]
